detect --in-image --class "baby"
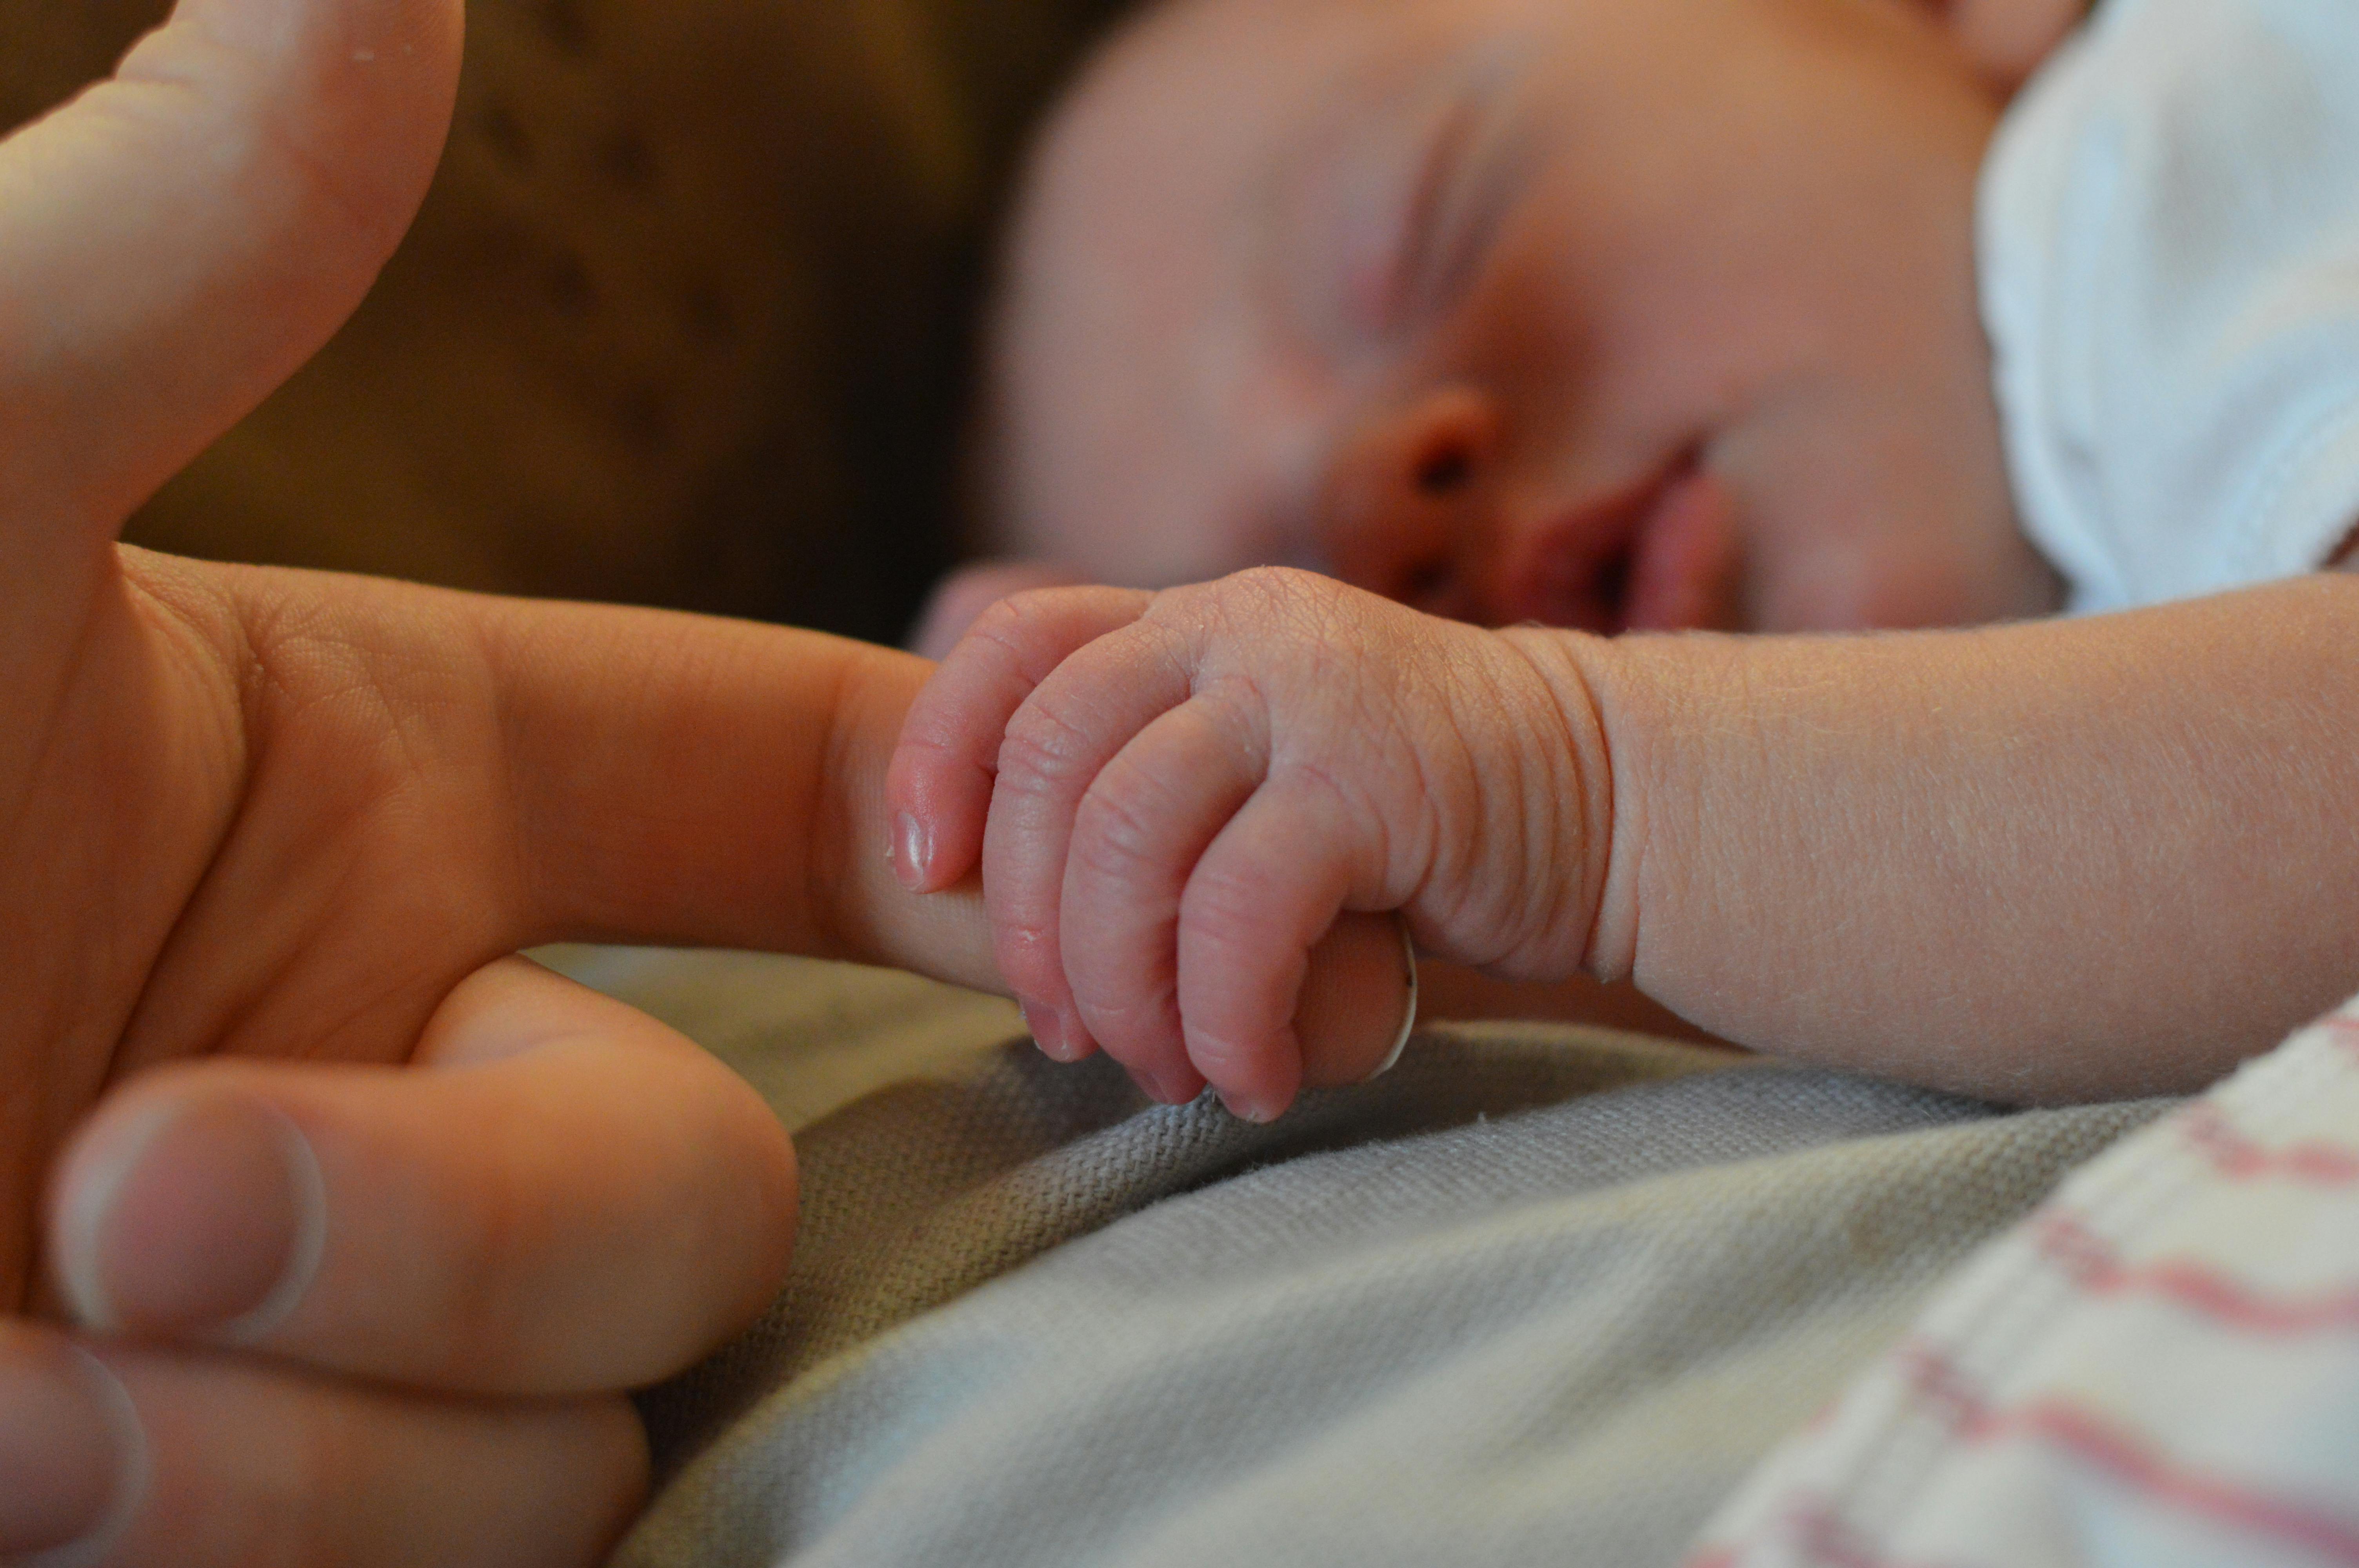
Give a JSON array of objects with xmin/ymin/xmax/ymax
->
[{"xmin": 889, "ymin": 0, "xmax": 2359, "ymax": 1120}]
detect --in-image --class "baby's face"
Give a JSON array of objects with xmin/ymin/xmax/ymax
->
[{"xmin": 985, "ymin": 0, "xmax": 2063, "ymax": 633}]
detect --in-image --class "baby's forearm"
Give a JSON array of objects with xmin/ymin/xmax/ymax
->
[{"xmin": 1539, "ymin": 573, "xmax": 2359, "ymax": 1102}]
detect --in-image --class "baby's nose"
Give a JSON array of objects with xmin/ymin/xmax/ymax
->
[{"xmin": 1316, "ymin": 386, "xmax": 1500, "ymax": 621}]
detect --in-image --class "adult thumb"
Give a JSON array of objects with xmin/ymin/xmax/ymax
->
[{"xmin": 0, "ymin": 0, "xmax": 460, "ymax": 543}]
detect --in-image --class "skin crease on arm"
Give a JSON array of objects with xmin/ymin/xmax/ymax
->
[{"xmin": 1541, "ymin": 570, "xmax": 2359, "ymax": 1105}]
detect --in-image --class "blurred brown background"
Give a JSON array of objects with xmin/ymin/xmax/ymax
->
[{"xmin": 0, "ymin": 0, "xmax": 1123, "ymax": 644}]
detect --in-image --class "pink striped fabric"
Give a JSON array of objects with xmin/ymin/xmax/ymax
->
[{"xmin": 1689, "ymin": 1000, "xmax": 2359, "ymax": 1567}]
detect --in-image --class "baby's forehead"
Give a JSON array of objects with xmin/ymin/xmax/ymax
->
[
  {"xmin": 1023, "ymin": 0, "xmax": 1482, "ymax": 323},
  {"xmin": 989, "ymin": 0, "xmax": 1527, "ymax": 561},
  {"xmin": 1009, "ymin": 0, "xmax": 1391, "ymax": 360},
  {"xmin": 1078, "ymin": 0, "xmax": 1473, "ymax": 151}
]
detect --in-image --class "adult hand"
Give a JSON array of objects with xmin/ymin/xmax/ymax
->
[{"xmin": 0, "ymin": 0, "xmax": 1000, "ymax": 1560}]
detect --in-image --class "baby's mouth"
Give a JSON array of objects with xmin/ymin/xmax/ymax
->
[{"xmin": 1507, "ymin": 450, "xmax": 1741, "ymax": 634}]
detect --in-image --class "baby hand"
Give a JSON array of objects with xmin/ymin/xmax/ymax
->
[{"xmin": 887, "ymin": 568, "xmax": 1614, "ymax": 1120}]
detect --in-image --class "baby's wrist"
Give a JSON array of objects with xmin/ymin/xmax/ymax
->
[{"xmin": 1485, "ymin": 626, "xmax": 1631, "ymax": 981}]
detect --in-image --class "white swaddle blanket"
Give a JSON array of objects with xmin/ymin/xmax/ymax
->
[
  {"xmin": 1696, "ymin": 996, "xmax": 2359, "ymax": 1567},
  {"xmin": 1979, "ymin": 0, "xmax": 2359, "ymax": 611}
]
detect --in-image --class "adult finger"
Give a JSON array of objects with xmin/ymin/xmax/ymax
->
[
  {"xmin": 1294, "ymin": 908, "xmax": 1420, "ymax": 1092},
  {"xmin": 46, "ymin": 958, "xmax": 796, "ymax": 1394},
  {"xmin": 156, "ymin": 575, "xmax": 1398, "ymax": 1085},
  {"xmin": 0, "ymin": 1321, "xmax": 642, "ymax": 1568},
  {"xmin": 886, "ymin": 585, "xmax": 1152, "ymax": 894},
  {"xmin": 0, "ymin": 0, "xmax": 460, "ymax": 548}
]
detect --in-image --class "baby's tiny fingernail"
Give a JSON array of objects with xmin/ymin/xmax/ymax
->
[
  {"xmin": 56, "ymin": 1091, "xmax": 325, "ymax": 1345},
  {"xmin": 1020, "ymin": 997, "xmax": 1082, "ymax": 1062},
  {"xmin": 1127, "ymin": 1064, "xmax": 1200, "ymax": 1106},
  {"xmin": 1218, "ymin": 1089, "xmax": 1284, "ymax": 1125},
  {"xmin": 890, "ymin": 811, "xmax": 932, "ymax": 890},
  {"xmin": 0, "ymin": 1330, "xmax": 144, "ymax": 1561}
]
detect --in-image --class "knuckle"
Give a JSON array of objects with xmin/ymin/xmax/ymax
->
[
  {"xmin": 1227, "ymin": 563, "xmax": 1324, "ymax": 600},
  {"xmin": 994, "ymin": 699, "xmax": 1101, "ymax": 793},
  {"xmin": 427, "ymin": 1178, "xmax": 527, "ymax": 1381},
  {"xmin": 992, "ymin": 915, "xmax": 1065, "ymax": 989},
  {"xmin": 1184, "ymin": 1031, "xmax": 1259, "ymax": 1081},
  {"xmin": 969, "ymin": 584, "xmax": 1145, "ymax": 674},
  {"xmin": 960, "ymin": 592, "xmax": 1077, "ymax": 677},
  {"xmin": 1069, "ymin": 769, "xmax": 1185, "ymax": 883},
  {"xmin": 973, "ymin": 584, "xmax": 1078, "ymax": 639},
  {"xmin": 1241, "ymin": 564, "xmax": 1350, "ymax": 620},
  {"xmin": 1156, "ymin": 565, "xmax": 1315, "ymax": 629},
  {"xmin": 1180, "ymin": 861, "xmax": 1287, "ymax": 951}
]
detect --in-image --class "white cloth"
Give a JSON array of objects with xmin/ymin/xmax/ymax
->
[
  {"xmin": 1690, "ymin": 994, "xmax": 2359, "ymax": 1567},
  {"xmin": 1977, "ymin": 0, "xmax": 2359, "ymax": 613}
]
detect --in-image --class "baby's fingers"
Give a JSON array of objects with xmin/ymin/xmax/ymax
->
[
  {"xmin": 1057, "ymin": 685, "xmax": 1411, "ymax": 1104},
  {"xmin": 1176, "ymin": 788, "xmax": 1407, "ymax": 1121},
  {"xmin": 978, "ymin": 614, "xmax": 1212, "ymax": 1063},
  {"xmin": 1058, "ymin": 695, "xmax": 1268, "ymax": 1096},
  {"xmin": 887, "ymin": 586, "xmax": 1152, "ymax": 893}
]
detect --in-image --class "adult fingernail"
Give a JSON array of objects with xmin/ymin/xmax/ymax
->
[
  {"xmin": 0, "ymin": 1330, "xmax": 144, "ymax": 1563},
  {"xmin": 56, "ymin": 1091, "xmax": 327, "ymax": 1345},
  {"xmin": 890, "ymin": 811, "xmax": 932, "ymax": 890},
  {"xmin": 1020, "ymin": 998, "xmax": 1087, "ymax": 1063}
]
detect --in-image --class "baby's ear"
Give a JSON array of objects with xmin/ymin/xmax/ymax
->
[
  {"xmin": 907, "ymin": 560, "xmax": 1094, "ymax": 659},
  {"xmin": 1919, "ymin": 0, "xmax": 2087, "ymax": 92}
]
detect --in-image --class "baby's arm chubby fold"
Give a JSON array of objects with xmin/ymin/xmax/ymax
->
[{"xmin": 890, "ymin": 566, "xmax": 2359, "ymax": 1114}]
